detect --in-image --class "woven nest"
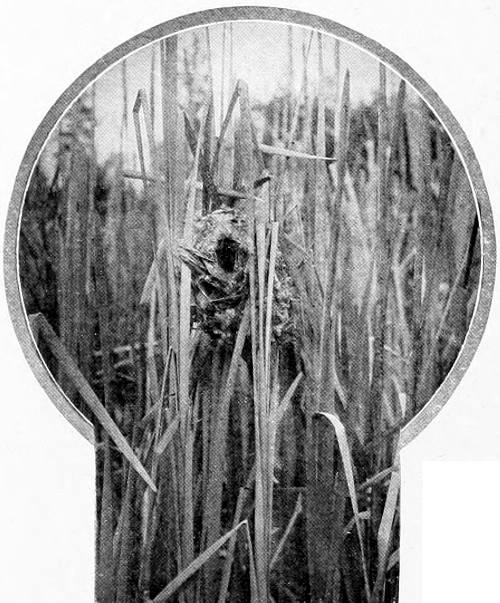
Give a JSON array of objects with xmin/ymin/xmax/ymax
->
[
  {"xmin": 179, "ymin": 207, "xmax": 297, "ymax": 343},
  {"xmin": 179, "ymin": 208, "xmax": 249, "ymax": 342}
]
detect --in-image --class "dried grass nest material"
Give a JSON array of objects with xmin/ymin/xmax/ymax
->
[{"xmin": 179, "ymin": 206, "xmax": 296, "ymax": 342}]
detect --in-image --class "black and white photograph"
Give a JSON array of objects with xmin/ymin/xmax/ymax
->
[{"xmin": 1, "ymin": 3, "xmax": 499, "ymax": 602}]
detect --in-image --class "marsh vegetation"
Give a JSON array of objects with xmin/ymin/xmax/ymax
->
[{"xmin": 19, "ymin": 22, "xmax": 480, "ymax": 602}]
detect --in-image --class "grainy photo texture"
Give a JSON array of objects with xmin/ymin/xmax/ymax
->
[{"xmin": 8, "ymin": 10, "xmax": 491, "ymax": 603}]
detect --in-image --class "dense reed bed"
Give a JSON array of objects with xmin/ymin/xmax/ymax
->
[{"xmin": 19, "ymin": 24, "xmax": 480, "ymax": 602}]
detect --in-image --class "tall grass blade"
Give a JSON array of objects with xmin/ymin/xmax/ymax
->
[
  {"xmin": 28, "ymin": 313, "xmax": 157, "ymax": 492},
  {"xmin": 153, "ymin": 521, "xmax": 251, "ymax": 603},
  {"xmin": 316, "ymin": 412, "xmax": 371, "ymax": 601}
]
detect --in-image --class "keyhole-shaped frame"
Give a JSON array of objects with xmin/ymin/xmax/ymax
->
[{"xmin": 4, "ymin": 7, "xmax": 495, "ymax": 603}]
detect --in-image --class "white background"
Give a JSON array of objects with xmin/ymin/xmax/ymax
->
[{"xmin": 1, "ymin": 1, "xmax": 499, "ymax": 602}]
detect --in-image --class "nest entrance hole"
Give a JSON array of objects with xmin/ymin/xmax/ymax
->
[{"xmin": 215, "ymin": 235, "xmax": 241, "ymax": 272}]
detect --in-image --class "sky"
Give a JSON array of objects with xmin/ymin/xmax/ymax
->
[{"xmin": 40, "ymin": 20, "xmax": 407, "ymax": 169}]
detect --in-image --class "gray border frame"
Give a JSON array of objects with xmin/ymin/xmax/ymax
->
[{"xmin": 4, "ymin": 6, "xmax": 496, "ymax": 448}]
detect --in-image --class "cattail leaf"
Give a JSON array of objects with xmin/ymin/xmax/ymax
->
[
  {"xmin": 260, "ymin": 143, "xmax": 335, "ymax": 162},
  {"xmin": 371, "ymin": 460, "xmax": 400, "ymax": 601},
  {"xmin": 29, "ymin": 313, "xmax": 157, "ymax": 492},
  {"xmin": 270, "ymin": 493, "xmax": 303, "ymax": 569},
  {"xmin": 152, "ymin": 521, "xmax": 249, "ymax": 602},
  {"xmin": 273, "ymin": 371, "xmax": 303, "ymax": 428},
  {"xmin": 216, "ymin": 487, "xmax": 247, "ymax": 603},
  {"xmin": 315, "ymin": 411, "xmax": 371, "ymax": 601},
  {"xmin": 155, "ymin": 415, "xmax": 181, "ymax": 455}
]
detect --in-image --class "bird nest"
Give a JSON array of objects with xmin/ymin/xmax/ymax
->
[{"xmin": 179, "ymin": 207, "xmax": 296, "ymax": 344}]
